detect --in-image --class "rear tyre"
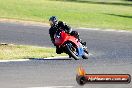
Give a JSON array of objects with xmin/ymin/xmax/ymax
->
[{"xmin": 65, "ymin": 43, "xmax": 79, "ymax": 60}]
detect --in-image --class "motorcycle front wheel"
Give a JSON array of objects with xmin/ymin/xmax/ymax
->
[
  {"xmin": 65, "ymin": 43, "xmax": 79, "ymax": 60},
  {"xmin": 82, "ymin": 48, "xmax": 89, "ymax": 59}
]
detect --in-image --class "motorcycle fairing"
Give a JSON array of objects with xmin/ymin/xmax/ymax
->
[{"xmin": 55, "ymin": 30, "xmax": 85, "ymax": 57}]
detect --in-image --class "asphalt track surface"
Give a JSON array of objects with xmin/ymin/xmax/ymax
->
[{"xmin": 0, "ymin": 22, "xmax": 132, "ymax": 88}]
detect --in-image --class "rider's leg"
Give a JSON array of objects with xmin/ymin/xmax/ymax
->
[{"xmin": 71, "ymin": 31, "xmax": 86, "ymax": 46}]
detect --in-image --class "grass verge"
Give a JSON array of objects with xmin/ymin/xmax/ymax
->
[
  {"xmin": 0, "ymin": 44, "xmax": 66, "ymax": 60},
  {"xmin": 0, "ymin": 0, "xmax": 131, "ymax": 30}
]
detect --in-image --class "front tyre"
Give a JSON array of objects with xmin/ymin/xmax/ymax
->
[
  {"xmin": 65, "ymin": 43, "xmax": 79, "ymax": 60},
  {"xmin": 82, "ymin": 49, "xmax": 89, "ymax": 59}
]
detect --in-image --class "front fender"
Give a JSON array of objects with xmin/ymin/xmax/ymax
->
[{"xmin": 77, "ymin": 46, "xmax": 84, "ymax": 56}]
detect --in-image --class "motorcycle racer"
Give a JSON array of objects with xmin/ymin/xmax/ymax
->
[{"xmin": 49, "ymin": 16, "xmax": 86, "ymax": 54}]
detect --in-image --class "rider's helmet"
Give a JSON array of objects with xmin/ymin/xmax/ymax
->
[
  {"xmin": 58, "ymin": 21, "xmax": 65, "ymax": 30},
  {"xmin": 49, "ymin": 16, "xmax": 58, "ymax": 26},
  {"xmin": 58, "ymin": 21, "xmax": 64, "ymax": 27}
]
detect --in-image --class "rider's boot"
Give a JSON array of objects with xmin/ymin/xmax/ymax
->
[
  {"xmin": 79, "ymin": 39, "xmax": 86, "ymax": 46},
  {"xmin": 81, "ymin": 41, "xmax": 86, "ymax": 46}
]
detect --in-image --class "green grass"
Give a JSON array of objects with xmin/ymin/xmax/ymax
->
[
  {"xmin": 0, "ymin": 44, "xmax": 66, "ymax": 60},
  {"xmin": 0, "ymin": 0, "xmax": 132, "ymax": 30}
]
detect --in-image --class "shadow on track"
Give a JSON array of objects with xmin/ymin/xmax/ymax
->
[{"xmin": 28, "ymin": 58, "xmax": 72, "ymax": 61}]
